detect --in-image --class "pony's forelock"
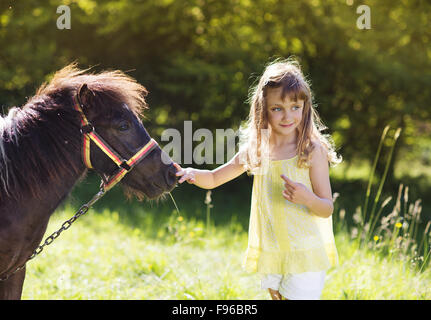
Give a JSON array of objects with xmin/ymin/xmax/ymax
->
[{"xmin": 35, "ymin": 63, "xmax": 148, "ymax": 118}]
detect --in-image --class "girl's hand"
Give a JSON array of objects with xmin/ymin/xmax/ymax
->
[
  {"xmin": 174, "ymin": 163, "xmax": 196, "ymax": 184},
  {"xmin": 281, "ymin": 174, "xmax": 313, "ymax": 206}
]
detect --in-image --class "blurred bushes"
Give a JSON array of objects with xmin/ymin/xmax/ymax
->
[{"xmin": 1, "ymin": 0, "xmax": 430, "ymax": 197}]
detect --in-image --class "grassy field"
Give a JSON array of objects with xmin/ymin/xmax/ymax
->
[
  {"xmin": 21, "ymin": 127, "xmax": 431, "ymax": 300},
  {"xmin": 21, "ymin": 199, "xmax": 431, "ymax": 300}
]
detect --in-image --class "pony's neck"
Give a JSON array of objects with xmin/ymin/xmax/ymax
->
[
  {"xmin": 0, "ymin": 99, "xmax": 89, "ymax": 284},
  {"xmin": 0, "ymin": 95, "xmax": 86, "ymax": 207}
]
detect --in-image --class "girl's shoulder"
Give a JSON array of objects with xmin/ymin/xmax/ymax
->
[{"xmin": 309, "ymin": 139, "xmax": 329, "ymax": 168}]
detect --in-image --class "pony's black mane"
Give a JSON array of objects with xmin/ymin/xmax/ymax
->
[
  {"xmin": 0, "ymin": 63, "xmax": 149, "ymax": 203},
  {"xmin": 0, "ymin": 93, "xmax": 83, "ymax": 202}
]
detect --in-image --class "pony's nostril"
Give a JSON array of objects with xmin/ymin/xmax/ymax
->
[
  {"xmin": 169, "ymin": 170, "xmax": 177, "ymax": 179},
  {"xmin": 159, "ymin": 163, "xmax": 179, "ymax": 190},
  {"xmin": 168, "ymin": 164, "xmax": 178, "ymax": 180}
]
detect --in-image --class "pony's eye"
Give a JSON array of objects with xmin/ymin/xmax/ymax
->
[{"xmin": 118, "ymin": 122, "xmax": 130, "ymax": 131}]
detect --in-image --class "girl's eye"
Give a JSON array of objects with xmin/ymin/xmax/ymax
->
[
  {"xmin": 118, "ymin": 122, "xmax": 130, "ymax": 131},
  {"xmin": 272, "ymin": 107, "xmax": 281, "ymax": 112},
  {"xmin": 292, "ymin": 105, "xmax": 300, "ymax": 110}
]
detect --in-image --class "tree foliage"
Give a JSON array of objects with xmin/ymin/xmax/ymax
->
[{"xmin": 1, "ymin": 0, "xmax": 430, "ymax": 177}]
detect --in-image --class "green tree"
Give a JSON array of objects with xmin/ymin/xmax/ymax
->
[{"xmin": 1, "ymin": 0, "xmax": 430, "ymax": 180}]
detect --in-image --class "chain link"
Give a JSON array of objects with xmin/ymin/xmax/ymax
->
[{"xmin": 0, "ymin": 189, "xmax": 105, "ymax": 282}]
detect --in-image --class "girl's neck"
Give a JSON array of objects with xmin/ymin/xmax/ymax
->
[
  {"xmin": 269, "ymin": 129, "xmax": 298, "ymax": 148},
  {"xmin": 269, "ymin": 130, "xmax": 299, "ymax": 160}
]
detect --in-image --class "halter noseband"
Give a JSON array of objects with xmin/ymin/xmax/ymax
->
[{"xmin": 72, "ymin": 93, "xmax": 158, "ymax": 191}]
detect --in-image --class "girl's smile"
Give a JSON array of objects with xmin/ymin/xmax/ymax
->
[{"xmin": 280, "ymin": 123, "xmax": 294, "ymax": 128}]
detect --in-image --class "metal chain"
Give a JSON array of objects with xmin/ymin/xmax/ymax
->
[{"xmin": 0, "ymin": 188, "xmax": 106, "ymax": 282}]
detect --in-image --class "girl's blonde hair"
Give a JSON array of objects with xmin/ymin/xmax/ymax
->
[{"xmin": 238, "ymin": 58, "xmax": 342, "ymax": 174}]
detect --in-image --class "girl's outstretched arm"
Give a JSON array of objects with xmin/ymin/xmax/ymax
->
[{"xmin": 175, "ymin": 152, "xmax": 246, "ymax": 189}]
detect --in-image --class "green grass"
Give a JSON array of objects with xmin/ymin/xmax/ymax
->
[
  {"xmin": 327, "ymin": 233, "xmax": 431, "ymax": 299},
  {"xmin": 21, "ymin": 126, "xmax": 431, "ymax": 299},
  {"xmin": 22, "ymin": 206, "xmax": 266, "ymax": 300},
  {"xmin": 21, "ymin": 202, "xmax": 431, "ymax": 300}
]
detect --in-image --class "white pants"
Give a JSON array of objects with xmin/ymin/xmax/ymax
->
[{"xmin": 261, "ymin": 271, "xmax": 326, "ymax": 300}]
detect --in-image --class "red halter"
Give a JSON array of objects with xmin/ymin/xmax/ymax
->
[{"xmin": 72, "ymin": 94, "xmax": 158, "ymax": 191}]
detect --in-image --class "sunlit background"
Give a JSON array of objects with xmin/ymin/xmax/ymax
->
[{"xmin": 1, "ymin": 0, "xmax": 430, "ymax": 299}]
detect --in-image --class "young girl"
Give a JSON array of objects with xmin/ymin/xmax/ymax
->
[{"xmin": 175, "ymin": 58, "xmax": 342, "ymax": 300}]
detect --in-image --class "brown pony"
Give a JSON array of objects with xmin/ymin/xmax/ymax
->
[{"xmin": 0, "ymin": 64, "xmax": 178, "ymax": 299}]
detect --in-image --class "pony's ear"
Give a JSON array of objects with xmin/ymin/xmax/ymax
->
[{"xmin": 77, "ymin": 83, "xmax": 96, "ymax": 108}]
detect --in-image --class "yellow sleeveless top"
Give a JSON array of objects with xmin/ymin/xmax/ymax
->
[{"xmin": 242, "ymin": 155, "xmax": 338, "ymax": 274}]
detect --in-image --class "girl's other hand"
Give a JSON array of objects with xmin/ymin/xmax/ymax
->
[
  {"xmin": 281, "ymin": 174, "xmax": 312, "ymax": 206},
  {"xmin": 174, "ymin": 163, "xmax": 196, "ymax": 184}
]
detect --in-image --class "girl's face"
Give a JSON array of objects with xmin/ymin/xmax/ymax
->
[{"xmin": 266, "ymin": 86, "xmax": 304, "ymax": 139}]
